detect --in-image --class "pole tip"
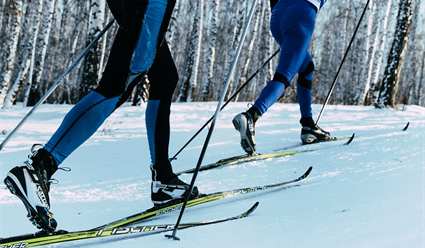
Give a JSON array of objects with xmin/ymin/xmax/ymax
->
[{"xmin": 165, "ymin": 234, "xmax": 180, "ymax": 241}]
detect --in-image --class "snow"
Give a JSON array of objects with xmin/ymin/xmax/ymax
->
[{"xmin": 0, "ymin": 102, "xmax": 424, "ymax": 248}]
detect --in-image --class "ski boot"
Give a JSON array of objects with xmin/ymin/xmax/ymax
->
[
  {"xmin": 151, "ymin": 162, "xmax": 199, "ymax": 207},
  {"xmin": 4, "ymin": 145, "xmax": 58, "ymax": 233},
  {"xmin": 300, "ymin": 117, "xmax": 335, "ymax": 144},
  {"xmin": 232, "ymin": 112, "xmax": 256, "ymax": 155}
]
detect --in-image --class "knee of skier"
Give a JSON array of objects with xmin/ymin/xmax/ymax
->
[
  {"xmin": 95, "ymin": 73, "xmax": 144, "ymax": 99},
  {"xmin": 297, "ymin": 62, "xmax": 314, "ymax": 89},
  {"xmin": 272, "ymin": 72, "xmax": 290, "ymax": 88}
]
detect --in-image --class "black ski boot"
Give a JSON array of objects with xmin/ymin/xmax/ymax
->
[
  {"xmin": 4, "ymin": 145, "xmax": 58, "ymax": 233},
  {"xmin": 300, "ymin": 117, "xmax": 335, "ymax": 144},
  {"xmin": 150, "ymin": 162, "xmax": 199, "ymax": 207}
]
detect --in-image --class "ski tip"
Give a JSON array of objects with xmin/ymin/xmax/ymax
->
[
  {"xmin": 250, "ymin": 201, "xmax": 260, "ymax": 212},
  {"xmin": 344, "ymin": 133, "xmax": 355, "ymax": 145},
  {"xmin": 239, "ymin": 202, "xmax": 260, "ymax": 218},
  {"xmin": 300, "ymin": 166, "xmax": 313, "ymax": 180},
  {"xmin": 402, "ymin": 122, "xmax": 410, "ymax": 131}
]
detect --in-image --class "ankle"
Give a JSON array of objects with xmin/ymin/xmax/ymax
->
[
  {"xmin": 300, "ymin": 117, "xmax": 315, "ymax": 128},
  {"xmin": 31, "ymin": 148, "xmax": 58, "ymax": 181},
  {"xmin": 246, "ymin": 106, "xmax": 261, "ymax": 124},
  {"xmin": 151, "ymin": 161, "xmax": 176, "ymax": 183}
]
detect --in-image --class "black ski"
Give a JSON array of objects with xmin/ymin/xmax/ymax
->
[
  {"xmin": 0, "ymin": 202, "xmax": 258, "ymax": 247},
  {"xmin": 176, "ymin": 134, "xmax": 354, "ymax": 175}
]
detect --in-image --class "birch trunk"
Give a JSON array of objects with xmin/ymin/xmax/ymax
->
[
  {"xmin": 177, "ymin": 0, "xmax": 203, "ymax": 102},
  {"xmin": 234, "ymin": 0, "xmax": 262, "ymax": 102},
  {"xmin": 0, "ymin": 1, "xmax": 23, "ymax": 108},
  {"xmin": 356, "ymin": 0, "xmax": 377, "ymax": 105},
  {"xmin": 5, "ymin": 0, "xmax": 44, "ymax": 108},
  {"xmin": 80, "ymin": 0, "xmax": 106, "ymax": 100},
  {"xmin": 376, "ymin": 0, "xmax": 413, "ymax": 108},
  {"xmin": 364, "ymin": 0, "xmax": 392, "ymax": 105},
  {"xmin": 223, "ymin": 0, "xmax": 245, "ymax": 101},
  {"xmin": 26, "ymin": 0, "xmax": 56, "ymax": 106},
  {"xmin": 201, "ymin": 0, "xmax": 219, "ymax": 101}
]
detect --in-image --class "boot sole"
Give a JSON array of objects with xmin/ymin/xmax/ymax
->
[
  {"xmin": 4, "ymin": 170, "xmax": 56, "ymax": 232},
  {"xmin": 232, "ymin": 115, "xmax": 255, "ymax": 154}
]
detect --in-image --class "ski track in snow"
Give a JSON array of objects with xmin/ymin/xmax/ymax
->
[{"xmin": 0, "ymin": 103, "xmax": 424, "ymax": 248}]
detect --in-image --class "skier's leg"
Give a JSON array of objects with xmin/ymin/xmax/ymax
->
[
  {"xmin": 3, "ymin": 0, "xmax": 171, "ymax": 231},
  {"xmin": 233, "ymin": 0, "xmax": 316, "ymax": 154},
  {"xmin": 45, "ymin": 0, "xmax": 150, "ymax": 166},
  {"xmin": 297, "ymin": 54, "xmax": 314, "ymax": 118},
  {"xmin": 146, "ymin": 42, "xmax": 177, "ymax": 167},
  {"xmin": 145, "ymin": 41, "xmax": 199, "ymax": 205},
  {"xmin": 251, "ymin": 0, "xmax": 317, "ymax": 118}
]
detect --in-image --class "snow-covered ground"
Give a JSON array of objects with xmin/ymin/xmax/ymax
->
[{"xmin": 0, "ymin": 102, "xmax": 424, "ymax": 248}]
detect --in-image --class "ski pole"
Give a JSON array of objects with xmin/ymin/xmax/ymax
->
[
  {"xmin": 0, "ymin": 19, "xmax": 115, "ymax": 151},
  {"xmin": 315, "ymin": 0, "xmax": 370, "ymax": 125},
  {"xmin": 165, "ymin": 0, "xmax": 259, "ymax": 240},
  {"xmin": 170, "ymin": 47, "xmax": 280, "ymax": 161}
]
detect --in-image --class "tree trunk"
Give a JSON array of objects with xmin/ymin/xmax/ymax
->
[
  {"xmin": 201, "ymin": 0, "xmax": 219, "ymax": 101},
  {"xmin": 79, "ymin": 0, "xmax": 106, "ymax": 101},
  {"xmin": 223, "ymin": 0, "xmax": 245, "ymax": 101},
  {"xmin": 376, "ymin": 0, "xmax": 412, "ymax": 108},
  {"xmin": 365, "ymin": 0, "xmax": 393, "ymax": 106},
  {"xmin": 177, "ymin": 0, "xmax": 203, "ymax": 102},
  {"xmin": 234, "ymin": 0, "xmax": 261, "ymax": 102},
  {"xmin": 5, "ymin": 0, "xmax": 43, "ymax": 108},
  {"xmin": 26, "ymin": 0, "xmax": 56, "ymax": 106},
  {"xmin": 0, "ymin": 1, "xmax": 23, "ymax": 108}
]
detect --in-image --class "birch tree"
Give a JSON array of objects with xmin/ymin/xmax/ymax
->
[
  {"xmin": 0, "ymin": 1, "xmax": 23, "ymax": 108},
  {"xmin": 234, "ymin": 0, "xmax": 262, "ymax": 102},
  {"xmin": 201, "ymin": 0, "xmax": 219, "ymax": 101},
  {"xmin": 364, "ymin": 0, "xmax": 393, "ymax": 105},
  {"xmin": 4, "ymin": 0, "xmax": 45, "ymax": 108},
  {"xmin": 223, "ymin": 0, "xmax": 245, "ymax": 101},
  {"xmin": 177, "ymin": 0, "xmax": 203, "ymax": 102},
  {"xmin": 26, "ymin": 0, "xmax": 56, "ymax": 106},
  {"xmin": 80, "ymin": 0, "xmax": 105, "ymax": 100},
  {"xmin": 376, "ymin": 0, "xmax": 413, "ymax": 108},
  {"xmin": 355, "ymin": 0, "xmax": 377, "ymax": 105}
]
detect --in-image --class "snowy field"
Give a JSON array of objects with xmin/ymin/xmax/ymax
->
[{"xmin": 0, "ymin": 102, "xmax": 424, "ymax": 248}]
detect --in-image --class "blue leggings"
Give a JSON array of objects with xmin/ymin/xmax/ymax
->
[{"xmin": 253, "ymin": 0, "xmax": 317, "ymax": 118}]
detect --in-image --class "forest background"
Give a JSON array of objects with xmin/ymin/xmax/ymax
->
[{"xmin": 0, "ymin": 0, "xmax": 424, "ymax": 109}]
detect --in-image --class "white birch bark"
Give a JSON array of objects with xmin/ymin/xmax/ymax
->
[
  {"xmin": 0, "ymin": 0, "xmax": 23, "ymax": 108},
  {"xmin": 6, "ymin": 0, "xmax": 44, "ymax": 108},
  {"xmin": 201, "ymin": 0, "xmax": 219, "ymax": 101},
  {"xmin": 355, "ymin": 0, "xmax": 377, "ymax": 105},
  {"xmin": 376, "ymin": 0, "xmax": 413, "ymax": 108},
  {"xmin": 166, "ymin": 0, "xmax": 180, "ymax": 49},
  {"xmin": 235, "ymin": 0, "xmax": 262, "ymax": 102},
  {"xmin": 365, "ymin": 0, "xmax": 392, "ymax": 105},
  {"xmin": 224, "ymin": 0, "xmax": 245, "ymax": 100},
  {"xmin": 26, "ymin": 0, "xmax": 56, "ymax": 106},
  {"xmin": 177, "ymin": 0, "xmax": 203, "ymax": 102},
  {"xmin": 80, "ymin": 0, "xmax": 106, "ymax": 100}
]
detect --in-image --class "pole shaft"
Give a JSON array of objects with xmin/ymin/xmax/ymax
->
[
  {"xmin": 170, "ymin": 48, "xmax": 280, "ymax": 161},
  {"xmin": 315, "ymin": 0, "xmax": 370, "ymax": 125},
  {"xmin": 167, "ymin": 0, "xmax": 259, "ymax": 239}
]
